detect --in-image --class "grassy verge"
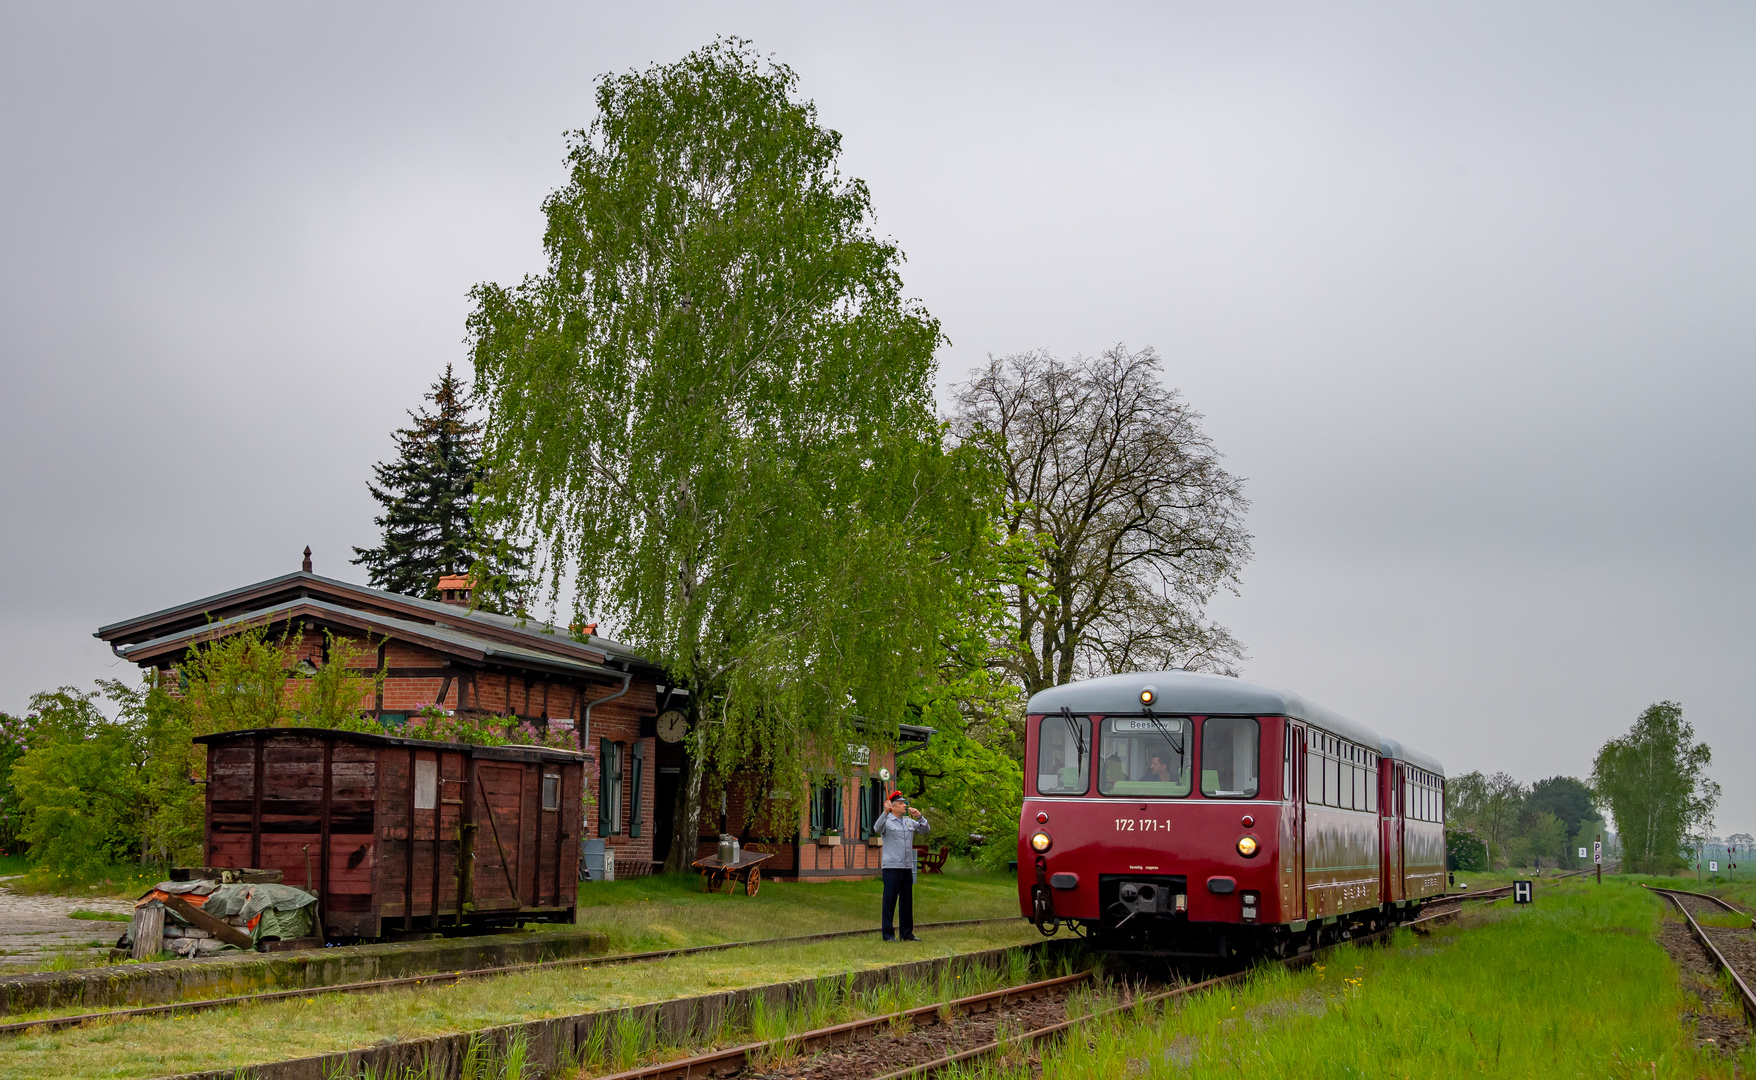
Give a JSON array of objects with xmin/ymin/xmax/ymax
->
[
  {"xmin": 561, "ymin": 866, "xmax": 1022, "ymax": 952},
  {"xmin": 0, "ymin": 858, "xmax": 163, "ymax": 900},
  {"xmin": 947, "ymin": 878, "xmax": 1752, "ymax": 1079},
  {"xmin": 0, "ymin": 876, "xmax": 1036, "ymax": 1080}
]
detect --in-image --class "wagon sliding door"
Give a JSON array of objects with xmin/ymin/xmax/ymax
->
[{"xmin": 472, "ymin": 763, "xmax": 526, "ymax": 913}]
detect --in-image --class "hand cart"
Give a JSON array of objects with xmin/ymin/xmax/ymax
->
[{"xmin": 690, "ymin": 851, "xmax": 774, "ymax": 896}]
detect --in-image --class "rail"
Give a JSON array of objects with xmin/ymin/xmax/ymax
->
[
  {"xmin": 1644, "ymin": 884, "xmax": 1756, "ymax": 1028},
  {"xmin": 0, "ymin": 916, "xmax": 1025, "ymax": 1038},
  {"xmin": 590, "ymin": 891, "xmax": 1512, "ymax": 1080}
]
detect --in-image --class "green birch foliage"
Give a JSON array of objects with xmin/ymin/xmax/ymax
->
[
  {"xmin": 467, "ymin": 40, "xmax": 1001, "ymax": 800},
  {"xmin": 1591, "ymin": 700, "xmax": 1719, "ymax": 874}
]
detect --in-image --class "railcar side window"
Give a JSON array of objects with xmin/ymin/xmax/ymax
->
[
  {"xmin": 1099, "ymin": 716, "xmax": 1191, "ymax": 797},
  {"xmin": 1037, "ymin": 714, "xmax": 1091, "ymax": 795},
  {"xmin": 1199, "ymin": 717, "xmax": 1259, "ymax": 798}
]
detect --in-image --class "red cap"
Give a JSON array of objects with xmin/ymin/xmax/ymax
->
[{"xmin": 888, "ymin": 791, "xmax": 906, "ymax": 802}]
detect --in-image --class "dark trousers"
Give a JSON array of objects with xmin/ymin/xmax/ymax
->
[{"xmin": 881, "ymin": 867, "xmax": 914, "ymax": 938}]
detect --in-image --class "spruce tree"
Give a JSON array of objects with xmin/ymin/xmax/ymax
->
[{"xmin": 351, "ymin": 367, "xmax": 527, "ymax": 609}]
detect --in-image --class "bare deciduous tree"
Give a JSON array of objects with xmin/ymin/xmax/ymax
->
[{"xmin": 952, "ymin": 345, "xmax": 1252, "ymax": 696}]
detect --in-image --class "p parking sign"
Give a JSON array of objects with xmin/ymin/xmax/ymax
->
[{"xmin": 1513, "ymin": 880, "xmax": 1533, "ymax": 904}]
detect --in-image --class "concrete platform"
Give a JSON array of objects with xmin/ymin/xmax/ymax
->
[{"xmin": 0, "ymin": 927, "xmax": 608, "ymax": 1017}]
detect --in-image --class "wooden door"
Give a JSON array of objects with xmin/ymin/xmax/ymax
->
[{"xmin": 474, "ymin": 764, "xmax": 525, "ymax": 909}]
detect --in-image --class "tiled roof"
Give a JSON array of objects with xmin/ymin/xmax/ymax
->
[
  {"xmin": 95, "ymin": 571, "xmax": 656, "ymax": 675},
  {"xmin": 114, "ymin": 596, "xmax": 627, "ymax": 681}
]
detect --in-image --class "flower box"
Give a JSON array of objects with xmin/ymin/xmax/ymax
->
[{"xmin": 820, "ymin": 834, "xmax": 841, "ymax": 846}]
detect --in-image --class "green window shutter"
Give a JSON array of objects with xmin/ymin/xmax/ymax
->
[
  {"xmin": 629, "ymin": 741, "xmax": 645, "ymax": 838},
  {"xmin": 598, "ymin": 737, "xmax": 609, "ymax": 836}
]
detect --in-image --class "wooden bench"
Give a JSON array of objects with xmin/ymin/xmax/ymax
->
[{"xmin": 914, "ymin": 845, "xmax": 951, "ymax": 874}]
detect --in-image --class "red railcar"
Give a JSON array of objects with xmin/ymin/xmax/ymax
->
[
  {"xmin": 1018, "ymin": 671, "xmax": 1445, "ymax": 957},
  {"xmin": 199, "ymin": 728, "xmax": 585, "ymax": 939}
]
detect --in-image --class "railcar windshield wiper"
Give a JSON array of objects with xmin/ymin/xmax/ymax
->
[
  {"xmin": 1060, "ymin": 707, "xmax": 1088, "ymax": 764},
  {"xmin": 1141, "ymin": 712, "xmax": 1184, "ymax": 756}
]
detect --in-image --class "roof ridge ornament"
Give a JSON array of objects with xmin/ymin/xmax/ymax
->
[{"xmin": 301, "ymin": 546, "xmax": 313, "ymax": 573}]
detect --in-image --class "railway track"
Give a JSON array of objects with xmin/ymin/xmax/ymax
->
[
  {"xmin": 582, "ymin": 873, "xmax": 1595, "ymax": 1080},
  {"xmin": 587, "ymin": 896, "xmax": 1505, "ymax": 1080},
  {"xmin": 0, "ymin": 916, "xmax": 1024, "ymax": 1038},
  {"xmin": 1646, "ymin": 884, "xmax": 1756, "ymax": 1028}
]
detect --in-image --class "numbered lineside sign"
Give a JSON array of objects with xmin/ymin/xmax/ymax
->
[{"xmin": 1578, "ymin": 847, "xmax": 1587, "ymax": 858}]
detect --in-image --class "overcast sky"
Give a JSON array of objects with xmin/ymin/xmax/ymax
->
[{"xmin": 2, "ymin": 4, "xmax": 1751, "ymax": 835}]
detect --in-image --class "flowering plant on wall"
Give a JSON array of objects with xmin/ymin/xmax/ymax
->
[
  {"xmin": 396, "ymin": 707, "xmax": 511, "ymax": 746},
  {"xmin": 513, "ymin": 720, "xmax": 581, "ymax": 751}
]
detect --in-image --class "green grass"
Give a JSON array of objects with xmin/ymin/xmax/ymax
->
[
  {"xmin": 941, "ymin": 878, "xmax": 1752, "ymax": 1079},
  {"xmin": 0, "ymin": 873, "xmax": 1037, "ymax": 1080},
  {"xmin": 65, "ymin": 909, "xmax": 131, "ymax": 922},
  {"xmin": 0, "ymin": 860, "xmax": 163, "ymax": 900},
  {"xmin": 560, "ymin": 865, "xmax": 1022, "ymax": 953}
]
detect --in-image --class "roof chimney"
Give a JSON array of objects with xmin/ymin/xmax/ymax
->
[
  {"xmin": 436, "ymin": 574, "xmax": 472, "ymax": 607},
  {"xmin": 302, "ymin": 546, "xmax": 313, "ymax": 573}
]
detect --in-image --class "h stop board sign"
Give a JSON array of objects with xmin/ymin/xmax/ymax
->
[{"xmin": 1513, "ymin": 880, "xmax": 1533, "ymax": 904}]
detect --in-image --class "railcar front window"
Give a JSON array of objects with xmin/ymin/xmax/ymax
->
[
  {"xmin": 1098, "ymin": 717, "xmax": 1191, "ymax": 797},
  {"xmin": 1200, "ymin": 717, "xmax": 1260, "ymax": 798},
  {"xmin": 1036, "ymin": 714, "xmax": 1091, "ymax": 795}
]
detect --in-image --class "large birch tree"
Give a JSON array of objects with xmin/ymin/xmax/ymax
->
[{"xmin": 467, "ymin": 40, "xmax": 1003, "ymax": 870}]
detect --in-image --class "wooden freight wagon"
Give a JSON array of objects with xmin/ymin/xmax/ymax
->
[{"xmin": 196, "ymin": 728, "xmax": 585, "ymax": 939}]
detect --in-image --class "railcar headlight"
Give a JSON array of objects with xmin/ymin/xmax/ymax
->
[
  {"xmin": 1139, "ymin": 685, "xmax": 1157, "ymax": 706},
  {"xmin": 1030, "ymin": 831, "xmax": 1053, "ymax": 853},
  {"xmin": 1237, "ymin": 835, "xmax": 1259, "ymax": 858}
]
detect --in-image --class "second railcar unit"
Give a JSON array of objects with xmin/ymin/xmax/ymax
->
[
  {"xmin": 1018, "ymin": 671, "xmax": 1445, "ymax": 956},
  {"xmin": 199, "ymin": 728, "xmax": 585, "ymax": 939}
]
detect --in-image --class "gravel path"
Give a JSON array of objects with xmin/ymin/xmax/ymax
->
[{"xmin": 0, "ymin": 876, "xmax": 136, "ymax": 968}]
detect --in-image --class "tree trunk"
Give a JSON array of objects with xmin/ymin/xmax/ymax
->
[{"xmin": 665, "ymin": 717, "xmax": 709, "ymax": 874}]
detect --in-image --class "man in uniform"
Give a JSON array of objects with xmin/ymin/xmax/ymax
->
[{"xmin": 873, "ymin": 791, "xmax": 930, "ymax": 941}]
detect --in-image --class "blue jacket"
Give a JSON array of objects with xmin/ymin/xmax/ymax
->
[{"xmin": 871, "ymin": 810, "xmax": 930, "ymax": 869}]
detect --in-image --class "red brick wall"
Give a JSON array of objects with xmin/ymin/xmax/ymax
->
[{"xmin": 583, "ymin": 678, "xmax": 660, "ymax": 870}]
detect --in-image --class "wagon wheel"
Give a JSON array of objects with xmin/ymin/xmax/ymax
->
[{"xmin": 744, "ymin": 867, "xmax": 761, "ymax": 896}]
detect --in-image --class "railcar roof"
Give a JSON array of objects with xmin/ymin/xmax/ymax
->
[{"xmin": 1026, "ymin": 670, "xmax": 1444, "ymax": 776}]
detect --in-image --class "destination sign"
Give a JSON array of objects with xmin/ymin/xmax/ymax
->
[{"xmin": 1109, "ymin": 717, "xmax": 1184, "ymax": 733}]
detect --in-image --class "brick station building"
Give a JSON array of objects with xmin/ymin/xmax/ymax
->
[{"xmin": 95, "ymin": 551, "xmax": 929, "ymax": 881}]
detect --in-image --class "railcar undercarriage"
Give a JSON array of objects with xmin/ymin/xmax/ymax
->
[{"xmin": 1035, "ymin": 891, "xmax": 1434, "ymax": 960}]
